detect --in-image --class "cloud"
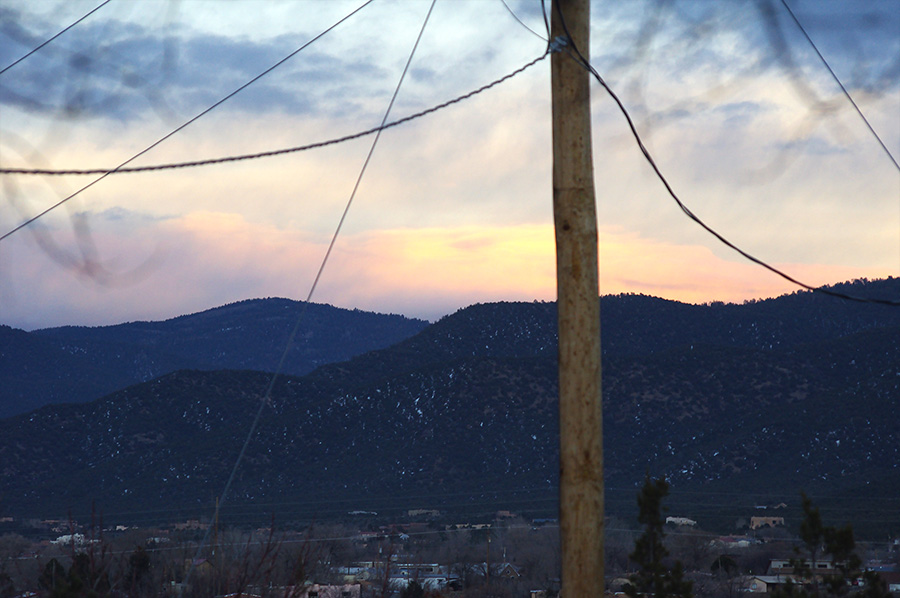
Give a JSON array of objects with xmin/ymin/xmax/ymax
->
[
  {"xmin": 597, "ymin": 228, "xmax": 890, "ymax": 305},
  {"xmin": 3, "ymin": 209, "xmax": 892, "ymax": 330},
  {"xmin": 0, "ymin": 8, "xmax": 383, "ymax": 123},
  {"xmin": 1, "ymin": 211, "xmax": 553, "ymax": 328},
  {"xmin": 1, "ymin": 1, "xmax": 897, "ymax": 331}
]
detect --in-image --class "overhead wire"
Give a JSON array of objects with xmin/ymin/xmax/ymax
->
[
  {"xmin": 4, "ymin": 3, "xmax": 895, "ymax": 535},
  {"xmin": 540, "ymin": 0, "xmax": 551, "ymax": 40},
  {"xmin": 184, "ymin": 0, "xmax": 440, "ymax": 585},
  {"xmin": 0, "ymin": 0, "xmax": 113, "ymax": 77},
  {"xmin": 551, "ymin": 2, "xmax": 900, "ymax": 308},
  {"xmin": 0, "ymin": 0, "xmax": 376, "ymax": 244},
  {"xmin": 779, "ymin": 0, "xmax": 899, "ymax": 173},
  {"xmin": 0, "ymin": 53, "xmax": 549, "ymax": 178},
  {"xmin": 499, "ymin": 0, "xmax": 548, "ymax": 42}
]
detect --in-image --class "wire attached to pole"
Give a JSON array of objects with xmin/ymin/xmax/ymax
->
[{"xmin": 552, "ymin": 3, "xmax": 899, "ymax": 308}]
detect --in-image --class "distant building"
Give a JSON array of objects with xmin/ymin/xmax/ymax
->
[
  {"xmin": 666, "ymin": 516, "xmax": 697, "ymax": 526},
  {"xmin": 767, "ymin": 559, "xmax": 836, "ymax": 576},
  {"xmin": 407, "ymin": 509, "xmax": 440, "ymax": 518},
  {"xmin": 263, "ymin": 584, "xmax": 360, "ymax": 598},
  {"xmin": 296, "ymin": 584, "xmax": 360, "ymax": 598},
  {"xmin": 173, "ymin": 519, "xmax": 209, "ymax": 531},
  {"xmin": 710, "ymin": 536, "xmax": 756, "ymax": 549},
  {"xmin": 750, "ymin": 516, "xmax": 784, "ymax": 529},
  {"xmin": 493, "ymin": 563, "xmax": 522, "ymax": 579},
  {"xmin": 360, "ymin": 562, "xmax": 458, "ymax": 592},
  {"xmin": 446, "ymin": 522, "xmax": 492, "ymax": 530},
  {"xmin": 51, "ymin": 533, "xmax": 95, "ymax": 546},
  {"xmin": 743, "ymin": 575, "xmax": 789, "ymax": 593},
  {"xmin": 881, "ymin": 572, "xmax": 900, "ymax": 594}
]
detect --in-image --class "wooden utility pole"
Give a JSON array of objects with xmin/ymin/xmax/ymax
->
[{"xmin": 551, "ymin": 0, "xmax": 604, "ymax": 597}]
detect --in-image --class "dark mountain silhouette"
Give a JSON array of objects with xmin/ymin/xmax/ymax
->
[
  {"xmin": 0, "ymin": 278, "xmax": 898, "ymax": 535},
  {"xmin": 0, "ymin": 298, "xmax": 428, "ymax": 418},
  {"xmin": 306, "ymin": 277, "xmax": 900, "ymax": 389}
]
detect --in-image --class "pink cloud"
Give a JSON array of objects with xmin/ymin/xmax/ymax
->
[{"xmin": 2, "ymin": 211, "xmax": 892, "ymax": 330}]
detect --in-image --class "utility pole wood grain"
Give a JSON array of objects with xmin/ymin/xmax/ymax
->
[{"xmin": 551, "ymin": 0, "xmax": 604, "ymax": 596}]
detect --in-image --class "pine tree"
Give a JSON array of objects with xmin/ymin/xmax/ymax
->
[
  {"xmin": 0, "ymin": 570, "xmax": 15, "ymax": 598},
  {"xmin": 773, "ymin": 493, "xmax": 891, "ymax": 598},
  {"xmin": 623, "ymin": 475, "xmax": 692, "ymax": 598},
  {"xmin": 400, "ymin": 581, "xmax": 426, "ymax": 598},
  {"xmin": 38, "ymin": 559, "xmax": 68, "ymax": 594}
]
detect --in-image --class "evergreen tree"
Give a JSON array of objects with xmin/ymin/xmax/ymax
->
[
  {"xmin": 400, "ymin": 580, "xmax": 426, "ymax": 598},
  {"xmin": 127, "ymin": 545, "xmax": 152, "ymax": 596},
  {"xmin": 773, "ymin": 493, "xmax": 891, "ymax": 598},
  {"xmin": 623, "ymin": 475, "xmax": 692, "ymax": 598},
  {"xmin": 68, "ymin": 551, "xmax": 109, "ymax": 597},
  {"xmin": 38, "ymin": 559, "xmax": 67, "ymax": 594},
  {"xmin": 0, "ymin": 570, "xmax": 15, "ymax": 598}
]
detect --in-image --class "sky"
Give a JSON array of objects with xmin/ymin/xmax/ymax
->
[{"xmin": 0, "ymin": 0, "xmax": 898, "ymax": 330}]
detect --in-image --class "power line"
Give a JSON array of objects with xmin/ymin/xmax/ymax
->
[
  {"xmin": 0, "ymin": 0, "xmax": 113, "ymax": 77},
  {"xmin": 499, "ymin": 0, "xmax": 548, "ymax": 42},
  {"xmin": 779, "ymin": 0, "xmax": 899, "ymax": 173},
  {"xmin": 185, "ymin": 0, "xmax": 439, "ymax": 585},
  {"xmin": 540, "ymin": 0, "xmax": 551, "ymax": 41},
  {"xmin": 550, "ymin": 5, "xmax": 900, "ymax": 308},
  {"xmin": 0, "ymin": 0, "xmax": 376, "ymax": 244},
  {"xmin": 0, "ymin": 52, "xmax": 548, "ymax": 179}
]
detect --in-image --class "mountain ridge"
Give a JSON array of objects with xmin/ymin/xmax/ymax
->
[
  {"xmin": 1, "ymin": 298, "xmax": 429, "ymax": 418},
  {"xmin": 1, "ymin": 278, "xmax": 898, "ymax": 536}
]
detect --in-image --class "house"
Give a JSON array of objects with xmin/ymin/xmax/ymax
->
[
  {"xmin": 880, "ymin": 571, "xmax": 900, "ymax": 594},
  {"xmin": 51, "ymin": 533, "xmax": 94, "ymax": 545},
  {"xmin": 494, "ymin": 563, "xmax": 522, "ymax": 579},
  {"xmin": 709, "ymin": 535, "xmax": 756, "ymax": 549},
  {"xmin": 743, "ymin": 575, "xmax": 791, "ymax": 593},
  {"xmin": 466, "ymin": 562, "xmax": 522, "ymax": 581},
  {"xmin": 751, "ymin": 559, "xmax": 853, "ymax": 594},
  {"xmin": 384, "ymin": 563, "xmax": 458, "ymax": 591},
  {"xmin": 291, "ymin": 584, "xmax": 360, "ymax": 598},
  {"xmin": 750, "ymin": 516, "xmax": 785, "ymax": 529},
  {"xmin": 337, "ymin": 565, "xmax": 372, "ymax": 583},
  {"xmin": 184, "ymin": 558, "xmax": 216, "ymax": 578},
  {"xmin": 665, "ymin": 517, "xmax": 697, "ymax": 526},
  {"xmin": 768, "ymin": 559, "xmax": 836, "ymax": 576},
  {"xmin": 407, "ymin": 509, "xmax": 440, "ymax": 518}
]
